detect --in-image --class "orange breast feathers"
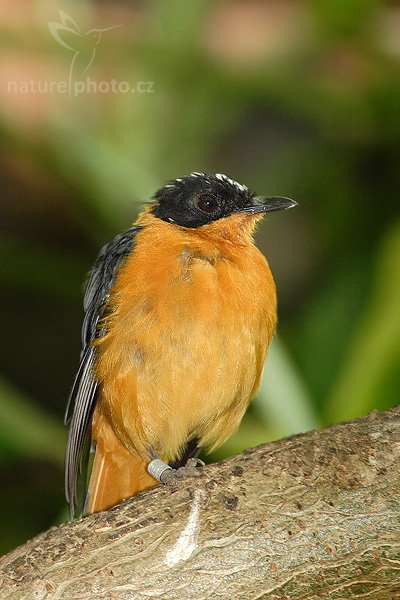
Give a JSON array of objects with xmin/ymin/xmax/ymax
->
[{"xmin": 88, "ymin": 209, "xmax": 276, "ymax": 512}]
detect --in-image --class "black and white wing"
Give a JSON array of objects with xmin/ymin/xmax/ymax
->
[{"xmin": 65, "ymin": 226, "xmax": 141, "ymax": 518}]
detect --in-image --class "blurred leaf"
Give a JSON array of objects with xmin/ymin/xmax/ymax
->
[
  {"xmin": 209, "ymin": 411, "xmax": 276, "ymax": 463},
  {"xmin": 50, "ymin": 120, "xmax": 158, "ymax": 229},
  {"xmin": 288, "ymin": 259, "xmax": 370, "ymax": 408},
  {"xmin": 0, "ymin": 377, "xmax": 65, "ymax": 465},
  {"xmin": 149, "ymin": 0, "xmax": 210, "ymax": 50},
  {"xmin": 310, "ymin": 0, "xmax": 380, "ymax": 38},
  {"xmin": 327, "ymin": 221, "xmax": 400, "ymax": 421},
  {"xmin": 257, "ymin": 338, "xmax": 320, "ymax": 436}
]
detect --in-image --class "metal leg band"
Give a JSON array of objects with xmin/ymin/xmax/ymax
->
[{"xmin": 147, "ymin": 458, "xmax": 174, "ymax": 483}]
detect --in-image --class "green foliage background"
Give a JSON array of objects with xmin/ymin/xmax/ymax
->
[{"xmin": 1, "ymin": 0, "xmax": 399, "ymax": 553}]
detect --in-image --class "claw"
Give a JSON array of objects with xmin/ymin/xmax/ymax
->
[{"xmin": 186, "ymin": 457, "xmax": 205, "ymax": 468}]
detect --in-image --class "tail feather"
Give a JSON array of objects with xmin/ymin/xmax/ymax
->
[{"xmin": 87, "ymin": 419, "xmax": 157, "ymax": 514}]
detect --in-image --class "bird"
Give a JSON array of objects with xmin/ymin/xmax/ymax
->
[{"xmin": 65, "ymin": 172, "xmax": 297, "ymax": 518}]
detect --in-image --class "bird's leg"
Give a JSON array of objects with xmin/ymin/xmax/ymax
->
[
  {"xmin": 147, "ymin": 455, "xmax": 174, "ymax": 483},
  {"xmin": 147, "ymin": 449, "xmax": 204, "ymax": 484}
]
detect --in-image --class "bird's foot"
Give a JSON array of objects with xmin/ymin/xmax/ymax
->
[
  {"xmin": 147, "ymin": 457, "xmax": 204, "ymax": 484},
  {"xmin": 167, "ymin": 457, "xmax": 205, "ymax": 482}
]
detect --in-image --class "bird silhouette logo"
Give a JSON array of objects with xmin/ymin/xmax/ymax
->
[{"xmin": 48, "ymin": 10, "xmax": 120, "ymax": 95}]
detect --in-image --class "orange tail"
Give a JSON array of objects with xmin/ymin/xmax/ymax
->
[{"xmin": 87, "ymin": 416, "xmax": 157, "ymax": 514}]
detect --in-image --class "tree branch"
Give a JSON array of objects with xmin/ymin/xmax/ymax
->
[{"xmin": 2, "ymin": 407, "xmax": 400, "ymax": 599}]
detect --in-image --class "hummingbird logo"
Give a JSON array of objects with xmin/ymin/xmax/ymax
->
[{"xmin": 48, "ymin": 10, "xmax": 120, "ymax": 96}]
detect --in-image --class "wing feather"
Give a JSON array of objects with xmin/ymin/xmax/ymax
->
[{"xmin": 65, "ymin": 226, "xmax": 141, "ymax": 518}]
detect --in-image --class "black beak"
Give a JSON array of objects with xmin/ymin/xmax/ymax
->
[{"xmin": 241, "ymin": 196, "xmax": 297, "ymax": 215}]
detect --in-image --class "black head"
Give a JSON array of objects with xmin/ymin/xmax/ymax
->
[{"xmin": 151, "ymin": 172, "xmax": 296, "ymax": 229}]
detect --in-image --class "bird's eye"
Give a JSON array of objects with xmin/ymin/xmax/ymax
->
[{"xmin": 197, "ymin": 194, "xmax": 219, "ymax": 213}]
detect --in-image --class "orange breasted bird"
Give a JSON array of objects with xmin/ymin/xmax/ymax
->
[{"xmin": 65, "ymin": 172, "xmax": 296, "ymax": 518}]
